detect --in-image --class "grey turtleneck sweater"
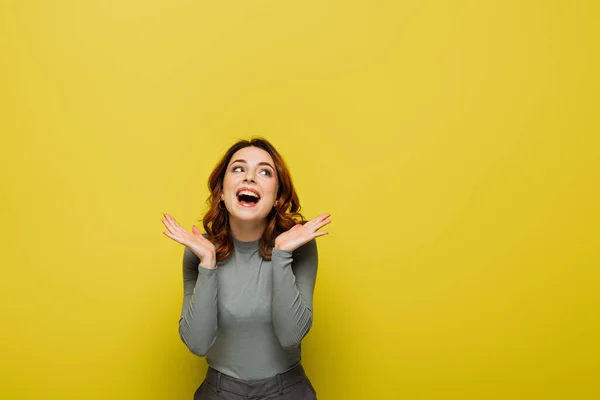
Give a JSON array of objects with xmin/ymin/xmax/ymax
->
[{"xmin": 178, "ymin": 235, "xmax": 318, "ymax": 380}]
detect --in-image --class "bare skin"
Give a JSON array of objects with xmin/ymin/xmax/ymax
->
[
  {"xmin": 162, "ymin": 213, "xmax": 217, "ymax": 269},
  {"xmin": 274, "ymin": 213, "xmax": 331, "ymax": 251},
  {"xmin": 162, "ymin": 146, "xmax": 331, "ymax": 267},
  {"xmin": 161, "ymin": 212, "xmax": 331, "ymax": 269}
]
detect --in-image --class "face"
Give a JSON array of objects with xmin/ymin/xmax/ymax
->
[{"xmin": 221, "ymin": 146, "xmax": 279, "ymax": 223}]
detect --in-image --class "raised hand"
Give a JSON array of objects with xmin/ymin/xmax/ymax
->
[
  {"xmin": 274, "ymin": 213, "xmax": 331, "ymax": 252},
  {"xmin": 162, "ymin": 213, "xmax": 217, "ymax": 269}
]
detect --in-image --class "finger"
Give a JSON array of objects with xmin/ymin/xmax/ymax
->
[
  {"xmin": 162, "ymin": 231, "xmax": 177, "ymax": 241},
  {"xmin": 164, "ymin": 213, "xmax": 179, "ymax": 227},
  {"xmin": 165, "ymin": 215, "xmax": 188, "ymax": 235},
  {"xmin": 162, "ymin": 214, "xmax": 176, "ymax": 230},
  {"xmin": 163, "ymin": 218, "xmax": 190, "ymax": 243},
  {"xmin": 162, "ymin": 218, "xmax": 175, "ymax": 232},
  {"xmin": 165, "ymin": 213, "xmax": 184, "ymax": 230},
  {"xmin": 316, "ymin": 219, "xmax": 332, "ymax": 230},
  {"xmin": 314, "ymin": 231, "xmax": 329, "ymax": 237},
  {"xmin": 163, "ymin": 227, "xmax": 182, "ymax": 241},
  {"xmin": 306, "ymin": 218, "xmax": 331, "ymax": 233},
  {"xmin": 305, "ymin": 213, "xmax": 330, "ymax": 227},
  {"xmin": 162, "ymin": 218, "xmax": 181, "ymax": 235},
  {"xmin": 192, "ymin": 225, "xmax": 203, "ymax": 237}
]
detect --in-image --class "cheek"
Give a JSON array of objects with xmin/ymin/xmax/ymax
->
[
  {"xmin": 222, "ymin": 175, "xmax": 236, "ymax": 192},
  {"xmin": 265, "ymin": 182, "xmax": 279, "ymax": 201}
]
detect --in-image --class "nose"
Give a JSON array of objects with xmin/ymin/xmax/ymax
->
[{"xmin": 243, "ymin": 172, "xmax": 256, "ymax": 182}]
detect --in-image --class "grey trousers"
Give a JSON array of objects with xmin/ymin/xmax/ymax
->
[{"xmin": 193, "ymin": 364, "xmax": 317, "ymax": 400}]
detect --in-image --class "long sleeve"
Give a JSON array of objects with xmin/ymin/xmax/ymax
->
[
  {"xmin": 271, "ymin": 239, "xmax": 318, "ymax": 348},
  {"xmin": 178, "ymin": 247, "xmax": 218, "ymax": 356}
]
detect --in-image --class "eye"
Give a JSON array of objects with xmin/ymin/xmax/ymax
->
[
  {"xmin": 259, "ymin": 169, "xmax": 272, "ymax": 177},
  {"xmin": 232, "ymin": 166, "xmax": 244, "ymax": 172}
]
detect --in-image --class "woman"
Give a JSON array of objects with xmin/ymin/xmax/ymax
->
[{"xmin": 162, "ymin": 138, "xmax": 330, "ymax": 399}]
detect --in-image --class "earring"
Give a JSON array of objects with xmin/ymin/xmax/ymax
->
[{"xmin": 218, "ymin": 200, "xmax": 226, "ymax": 210}]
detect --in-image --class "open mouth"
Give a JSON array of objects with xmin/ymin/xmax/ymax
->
[{"xmin": 236, "ymin": 188, "xmax": 261, "ymax": 207}]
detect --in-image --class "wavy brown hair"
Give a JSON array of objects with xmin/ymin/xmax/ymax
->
[{"xmin": 200, "ymin": 138, "xmax": 305, "ymax": 262}]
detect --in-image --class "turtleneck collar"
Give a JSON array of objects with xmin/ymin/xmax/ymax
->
[{"xmin": 232, "ymin": 234, "xmax": 260, "ymax": 253}]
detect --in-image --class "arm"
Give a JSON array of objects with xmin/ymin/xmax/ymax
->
[
  {"xmin": 271, "ymin": 239, "xmax": 318, "ymax": 348},
  {"xmin": 178, "ymin": 247, "xmax": 218, "ymax": 356}
]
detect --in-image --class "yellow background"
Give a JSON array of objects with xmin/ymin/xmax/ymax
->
[{"xmin": 1, "ymin": 1, "xmax": 598, "ymax": 399}]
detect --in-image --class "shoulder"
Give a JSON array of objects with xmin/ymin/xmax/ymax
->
[
  {"xmin": 183, "ymin": 246, "xmax": 199, "ymax": 263},
  {"xmin": 294, "ymin": 238, "xmax": 318, "ymax": 258}
]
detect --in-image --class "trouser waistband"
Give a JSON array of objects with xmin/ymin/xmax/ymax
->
[{"xmin": 205, "ymin": 364, "xmax": 307, "ymax": 397}]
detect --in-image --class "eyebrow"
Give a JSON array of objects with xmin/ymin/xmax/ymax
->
[{"xmin": 230, "ymin": 159, "xmax": 275, "ymax": 170}]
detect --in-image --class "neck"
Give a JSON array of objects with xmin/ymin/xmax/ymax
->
[{"xmin": 229, "ymin": 217, "xmax": 266, "ymax": 242}]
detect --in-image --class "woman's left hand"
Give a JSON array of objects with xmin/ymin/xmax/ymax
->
[{"xmin": 274, "ymin": 213, "xmax": 331, "ymax": 252}]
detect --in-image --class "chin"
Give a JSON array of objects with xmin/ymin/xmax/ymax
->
[{"xmin": 230, "ymin": 208, "xmax": 270, "ymax": 222}]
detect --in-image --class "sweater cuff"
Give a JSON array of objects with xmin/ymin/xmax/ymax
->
[
  {"xmin": 272, "ymin": 248, "xmax": 294, "ymax": 258},
  {"xmin": 198, "ymin": 265, "xmax": 218, "ymax": 274}
]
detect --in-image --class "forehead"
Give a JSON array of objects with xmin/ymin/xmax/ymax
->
[{"xmin": 229, "ymin": 146, "xmax": 274, "ymax": 165}]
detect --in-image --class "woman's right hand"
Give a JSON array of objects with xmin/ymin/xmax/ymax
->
[{"xmin": 162, "ymin": 213, "xmax": 217, "ymax": 269}]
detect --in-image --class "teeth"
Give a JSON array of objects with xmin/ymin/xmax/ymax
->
[{"xmin": 238, "ymin": 190, "xmax": 259, "ymax": 198}]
